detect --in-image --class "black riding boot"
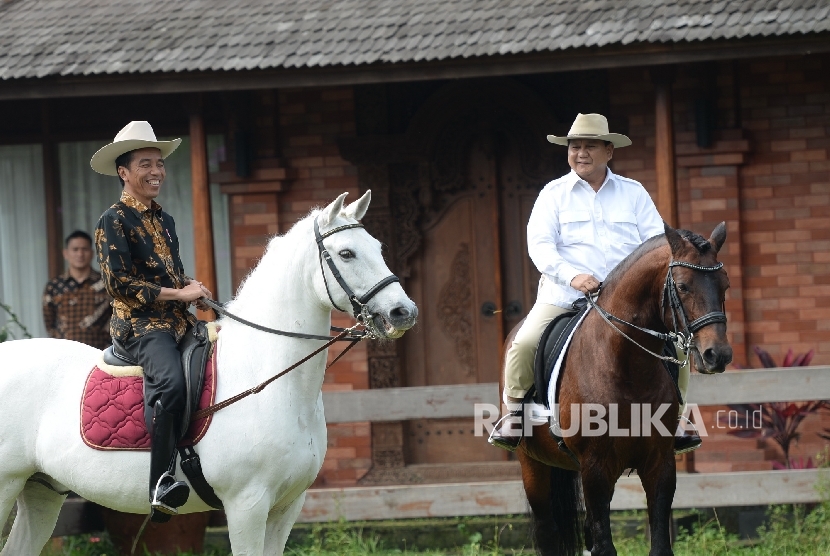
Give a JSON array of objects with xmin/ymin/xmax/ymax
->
[
  {"xmin": 487, "ymin": 406, "xmax": 524, "ymax": 452},
  {"xmin": 674, "ymin": 416, "xmax": 702, "ymax": 454},
  {"xmin": 674, "ymin": 430, "xmax": 702, "ymax": 454},
  {"xmin": 149, "ymin": 400, "xmax": 190, "ymax": 522}
]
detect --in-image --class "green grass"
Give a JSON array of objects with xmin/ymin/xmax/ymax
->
[
  {"xmin": 614, "ymin": 501, "xmax": 830, "ymax": 556},
  {"xmin": 21, "ymin": 497, "xmax": 830, "ymax": 555}
]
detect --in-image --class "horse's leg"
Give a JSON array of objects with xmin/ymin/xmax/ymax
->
[
  {"xmin": 580, "ymin": 465, "xmax": 616, "ymax": 556},
  {"xmin": 263, "ymin": 493, "xmax": 305, "ymax": 556},
  {"xmin": 0, "ymin": 476, "xmax": 27, "ymax": 549},
  {"xmin": 520, "ymin": 453, "xmax": 554, "ymax": 554},
  {"xmin": 639, "ymin": 456, "xmax": 676, "ymax": 556},
  {"xmin": 519, "ymin": 451, "xmax": 583, "ymax": 556},
  {"xmin": 224, "ymin": 488, "xmax": 273, "ymax": 556},
  {"xmin": 1, "ymin": 481, "xmax": 66, "ymax": 556}
]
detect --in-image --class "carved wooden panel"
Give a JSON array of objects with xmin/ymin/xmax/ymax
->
[
  {"xmin": 437, "ymin": 243, "xmax": 475, "ymax": 376},
  {"xmin": 344, "ymin": 78, "xmax": 562, "ymax": 477}
]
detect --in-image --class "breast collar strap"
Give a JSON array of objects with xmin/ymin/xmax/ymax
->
[{"xmin": 314, "ymin": 219, "xmax": 400, "ymax": 323}]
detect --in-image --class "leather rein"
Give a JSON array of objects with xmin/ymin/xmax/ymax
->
[
  {"xmin": 586, "ymin": 259, "xmax": 727, "ymax": 365},
  {"xmin": 190, "ymin": 219, "xmax": 400, "ymax": 422}
]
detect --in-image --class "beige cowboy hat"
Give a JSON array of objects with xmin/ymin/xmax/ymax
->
[
  {"xmin": 547, "ymin": 113, "xmax": 632, "ymax": 148},
  {"xmin": 90, "ymin": 121, "xmax": 182, "ymax": 176}
]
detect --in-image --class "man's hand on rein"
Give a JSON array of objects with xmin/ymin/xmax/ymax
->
[{"xmin": 570, "ymin": 273, "xmax": 601, "ymax": 295}]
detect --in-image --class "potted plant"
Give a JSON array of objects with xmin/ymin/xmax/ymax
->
[{"xmin": 723, "ymin": 346, "xmax": 826, "ymax": 469}]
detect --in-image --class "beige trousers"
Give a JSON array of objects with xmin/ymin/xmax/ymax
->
[
  {"xmin": 503, "ymin": 302, "xmax": 571, "ymax": 400},
  {"xmin": 503, "ymin": 301, "xmax": 691, "ymax": 418}
]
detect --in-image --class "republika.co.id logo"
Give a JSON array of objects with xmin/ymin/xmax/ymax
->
[{"xmin": 474, "ymin": 402, "xmax": 762, "ymax": 438}]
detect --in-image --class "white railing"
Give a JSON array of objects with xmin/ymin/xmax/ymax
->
[
  {"xmin": 300, "ymin": 367, "xmax": 830, "ymax": 522},
  {"xmin": 52, "ymin": 367, "xmax": 830, "ymax": 532}
]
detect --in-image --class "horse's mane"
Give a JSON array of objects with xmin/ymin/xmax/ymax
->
[
  {"xmin": 229, "ymin": 207, "xmax": 358, "ymax": 304},
  {"xmin": 229, "ymin": 208, "xmax": 327, "ymax": 305},
  {"xmin": 602, "ymin": 229, "xmax": 712, "ymax": 288}
]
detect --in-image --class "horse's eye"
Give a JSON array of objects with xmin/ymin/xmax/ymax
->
[
  {"xmin": 677, "ymin": 283, "xmax": 689, "ymax": 293},
  {"xmin": 338, "ymin": 249, "xmax": 355, "ymax": 260}
]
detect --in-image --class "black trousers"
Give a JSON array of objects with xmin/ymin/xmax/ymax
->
[{"xmin": 124, "ymin": 331, "xmax": 186, "ymax": 434}]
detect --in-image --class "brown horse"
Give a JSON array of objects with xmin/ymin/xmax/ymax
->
[{"xmin": 506, "ymin": 222, "xmax": 732, "ymax": 556}]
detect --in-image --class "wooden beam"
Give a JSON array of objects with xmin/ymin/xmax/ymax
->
[
  {"xmin": 1, "ymin": 35, "xmax": 828, "ymax": 101},
  {"xmin": 321, "ymin": 367, "xmax": 830, "ymax": 423},
  {"xmin": 51, "ymin": 468, "xmax": 827, "ymax": 534},
  {"xmin": 188, "ymin": 102, "xmax": 217, "ymax": 321},
  {"xmin": 297, "ymin": 469, "xmax": 827, "ymax": 522},
  {"xmin": 686, "ymin": 366, "xmax": 830, "ymax": 405},
  {"xmin": 40, "ymin": 100, "xmax": 64, "ymax": 278},
  {"xmin": 323, "ymin": 383, "xmax": 499, "ymax": 423},
  {"xmin": 651, "ymin": 66, "xmax": 678, "ymax": 227}
]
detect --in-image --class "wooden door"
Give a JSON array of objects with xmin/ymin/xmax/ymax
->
[{"xmin": 403, "ymin": 134, "xmax": 540, "ymax": 467}]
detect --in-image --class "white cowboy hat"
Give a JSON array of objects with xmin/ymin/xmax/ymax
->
[
  {"xmin": 547, "ymin": 113, "xmax": 632, "ymax": 148},
  {"xmin": 90, "ymin": 121, "xmax": 182, "ymax": 176}
]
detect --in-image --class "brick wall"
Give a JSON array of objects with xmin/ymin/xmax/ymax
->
[
  {"xmin": 227, "ymin": 87, "xmax": 371, "ymax": 487},
  {"xmin": 226, "ymin": 57, "xmax": 829, "ymax": 482},
  {"xmin": 278, "ymin": 87, "xmax": 372, "ymax": 487},
  {"xmin": 609, "ymin": 53, "xmax": 830, "ymax": 472}
]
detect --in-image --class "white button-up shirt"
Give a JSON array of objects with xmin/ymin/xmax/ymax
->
[{"xmin": 528, "ymin": 169, "xmax": 664, "ymax": 308}]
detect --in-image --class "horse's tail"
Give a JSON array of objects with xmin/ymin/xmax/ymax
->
[{"xmin": 530, "ymin": 466, "xmax": 583, "ymax": 556}]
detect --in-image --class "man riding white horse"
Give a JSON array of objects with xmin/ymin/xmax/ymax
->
[
  {"xmin": 91, "ymin": 121, "xmax": 212, "ymax": 521},
  {"xmin": 488, "ymin": 113, "xmax": 701, "ymax": 454}
]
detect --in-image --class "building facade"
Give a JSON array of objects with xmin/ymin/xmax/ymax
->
[{"xmin": 1, "ymin": 0, "xmax": 828, "ymax": 486}]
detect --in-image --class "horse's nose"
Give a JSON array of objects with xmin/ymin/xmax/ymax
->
[
  {"xmin": 703, "ymin": 345, "xmax": 733, "ymax": 370},
  {"xmin": 388, "ymin": 303, "xmax": 418, "ymax": 328}
]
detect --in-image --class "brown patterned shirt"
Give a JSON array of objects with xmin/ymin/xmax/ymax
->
[
  {"xmin": 95, "ymin": 191, "xmax": 195, "ymax": 342},
  {"xmin": 42, "ymin": 270, "xmax": 112, "ymax": 349}
]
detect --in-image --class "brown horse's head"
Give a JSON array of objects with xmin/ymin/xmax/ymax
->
[{"xmin": 664, "ymin": 222, "xmax": 732, "ymax": 374}]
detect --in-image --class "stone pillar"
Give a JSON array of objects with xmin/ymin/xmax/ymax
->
[{"xmin": 675, "ymin": 129, "xmax": 750, "ymax": 367}]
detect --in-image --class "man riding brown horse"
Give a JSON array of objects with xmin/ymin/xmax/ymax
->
[{"xmin": 488, "ymin": 113, "xmax": 700, "ymax": 454}]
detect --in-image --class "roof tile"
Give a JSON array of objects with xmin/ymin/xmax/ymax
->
[{"xmin": 0, "ymin": 0, "xmax": 827, "ymax": 79}]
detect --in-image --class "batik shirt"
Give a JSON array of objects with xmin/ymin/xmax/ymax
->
[
  {"xmin": 42, "ymin": 270, "xmax": 112, "ymax": 349},
  {"xmin": 95, "ymin": 191, "xmax": 195, "ymax": 342}
]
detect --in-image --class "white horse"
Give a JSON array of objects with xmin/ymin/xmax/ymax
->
[{"xmin": 0, "ymin": 191, "xmax": 417, "ymax": 555}]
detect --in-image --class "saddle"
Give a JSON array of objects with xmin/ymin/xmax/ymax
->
[
  {"xmin": 87, "ymin": 321, "xmax": 224, "ymax": 509},
  {"xmin": 528, "ymin": 301, "xmax": 589, "ymax": 408},
  {"xmin": 102, "ymin": 321, "xmax": 213, "ymax": 439}
]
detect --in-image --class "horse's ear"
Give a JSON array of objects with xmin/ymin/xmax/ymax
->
[
  {"xmin": 709, "ymin": 221, "xmax": 727, "ymax": 253},
  {"xmin": 664, "ymin": 222, "xmax": 685, "ymax": 255},
  {"xmin": 343, "ymin": 190, "xmax": 371, "ymax": 221},
  {"xmin": 319, "ymin": 192, "xmax": 349, "ymax": 228}
]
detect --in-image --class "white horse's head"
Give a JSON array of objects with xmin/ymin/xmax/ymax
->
[{"xmin": 311, "ymin": 191, "xmax": 418, "ymax": 339}]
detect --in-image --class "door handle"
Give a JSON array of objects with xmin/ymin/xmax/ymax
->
[
  {"xmin": 481, "ymin": 302, "xmax": 500, "ymax": 316},
  {"xmin": 504, "ymin": 301, "xmax": 522, "ymax": 318}
]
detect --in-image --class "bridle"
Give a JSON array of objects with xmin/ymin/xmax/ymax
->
[
  {"xmin": 314, "ymin": 219, "xmax": 400, "ymax": 334},
  {"xmin": 204, "ymin": 218, "xmax": 401, "ymax": 341},
  {"xmin": 189, "ymin": 217, "xmax": 403, "ymax": 422},
  {"xmin": 587, "ymin": 259, "xmax": 726, "ymax": 365}
]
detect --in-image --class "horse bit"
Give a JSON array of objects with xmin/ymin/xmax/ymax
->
[{"xmin": 586, "ymin": 260, "xmax": 727, "ymax": 365}]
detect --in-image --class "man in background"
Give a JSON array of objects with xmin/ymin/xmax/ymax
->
[{"xmin": 42, "ymin": 230, "xmax": 112, "ymax": 350}]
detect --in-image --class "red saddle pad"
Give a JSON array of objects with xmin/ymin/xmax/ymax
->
[{"xmin": 81, "ymin": 349, "xmax": 217, "ymax": 450}]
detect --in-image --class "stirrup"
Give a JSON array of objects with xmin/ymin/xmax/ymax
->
[
  {"xmin": 674, "ymin": 415, "xmax": 702, "ymax": 455},
  {"xmin": 150, "ymin": 472, "xmax": 188, "ymax": 516},
  {"xmin": 487, "ymin": 410, "xmax": 523, "ymax": 452},
  {"xmin": 677, "ymin": 414, "xmax": 700, "ymax": 436}
]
